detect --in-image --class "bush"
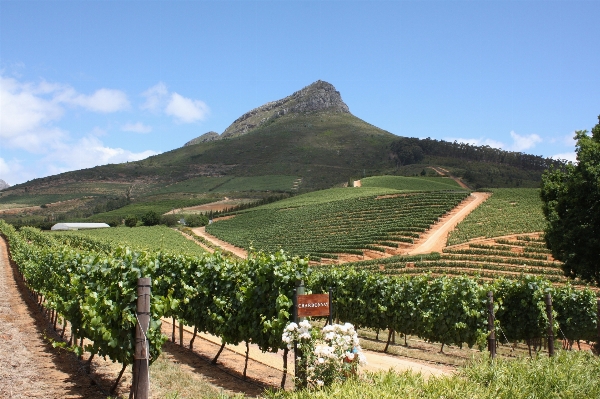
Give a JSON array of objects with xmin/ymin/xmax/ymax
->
[
  {"xmin": 160, "ymin": 214, "xmax": 179, "ymax": 227},
  {"xmin": 141, "ymin": 210, "xmax": 161, "ymax": 226},
  {"xmin": 124, "ymin": 215, "xmax": 138, "ymax": 228},
  {"xmin": 184, "ymin": 214, "xmax": 208, "ymax": 228},
  {"xmin": 106, "ymin": 217, "xmax": 122, "ymax": 227}
]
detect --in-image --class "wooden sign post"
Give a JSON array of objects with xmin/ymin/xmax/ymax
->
[{"xmin": 293, "ymin": 283, "xmax": 333, "ymax": 389}]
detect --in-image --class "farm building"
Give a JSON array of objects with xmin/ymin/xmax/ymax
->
[{"xmin": 51, "ymin": 223, "xmax": 110, "ymax": 231}]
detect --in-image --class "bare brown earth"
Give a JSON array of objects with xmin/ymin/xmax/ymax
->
[
  {"xmin": 192, "ymin": 226, "xmax": 248, "ymax": 259},
  {"xmin": 166, "ymin": 198, "xmax": 255, "ymax": 215},
  {"xmin": 167, "ymin": 320, "xmax": 451, "ymax": 383},
  {"xmin": 0, "ymin": 198, "xmax": 87, "ymax": 215},
  {"xmin": 429, "ymin": 167, "xmax": 471, "ymax": 189},
  {"xmin": 0, "ymin": 237, "xmax": 107, "ymax": 399},
  {"xmin": 407, "ymin": 192, "xmax": 491, "ymax": 255}
]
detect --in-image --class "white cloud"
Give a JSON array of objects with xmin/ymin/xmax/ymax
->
[
  {"xmin": 0, "ymin": 157, "xmax": 33, "ymax": 187},
  {"xmin": 0, "ymin": 75, "xmax": 130, "ymax": 152},
  {"xmin": 141, "ymin": 82, "xmax": 209, "ymax": 123},
  {"xmin": 141, "ymin": 82, "xmax": 168, "ymax": 111},
  {"xmin": 165, "ymin": 93, "xmax": 209, "ymax": 123},
  {"xmin": 0, "ymin": 76, "xmax": 64, "ymax": 140},
  {"xmin": 43, "ymin": 135, "xmax": 158, "ymax": 174},
  {"xmin": 67, "ymin": 88, "xmax": 130, "ymax": 113},
  {"xmin": 551, "ymin": 152, "xmax": 577, "ymax": 163},
  {"xmin": 508, "ymin": 131, "xmax": 542, "ymax": 152},
  {"xmin": 447, "ymin": 131, "xmax": 542, "ymax": 153},
  {"xmin": 121, "ymin": 122, "xmax": 152, "ymax": 134}
]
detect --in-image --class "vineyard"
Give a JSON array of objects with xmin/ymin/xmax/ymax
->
[
  {"xmin": 360, "ymin": 175, "xmax": 464, "ymax": 191},
  {"xmin": 2, "ymin": 220, "xmax": 598, "ymax": 369},
  {"xmin": 344, "ymin": 233, "xmax": 588, "ymax": 287},
  {"xmin": 53, "ymin": 225, "xmax": 208, "ymax": 257},
  {"xmin": 207, "ymin": 190, "xmax": 469, "ymax": 260},
  {"xmin": 446, "ymin": 188, "xmax": 545, "ymax": 245}
]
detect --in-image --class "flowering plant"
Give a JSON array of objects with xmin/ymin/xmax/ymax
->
[{"xmin": 282, "ymin": 320, "xmax": 366, "ymax": 388}]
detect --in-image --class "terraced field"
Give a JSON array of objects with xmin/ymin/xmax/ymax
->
[{"xmin": 207, "ymin": 190, "xmax": 469, "ymax": 260}]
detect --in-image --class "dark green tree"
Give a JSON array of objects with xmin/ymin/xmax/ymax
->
[
  {"xmin": 540, "ymin": 116, "xmax": 600, "ymax": 285},
  {"xmin": 124, "ymin": 215, "xmax": 138, "ymax": 228},
  {"xmin": 141, "ymin": 210, "xmax": 161, "ymax": 226}
]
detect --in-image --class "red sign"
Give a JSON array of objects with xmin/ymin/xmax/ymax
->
[{"xmin": 297, "ymin": 293, "xmax": 330, "ymax": 317}]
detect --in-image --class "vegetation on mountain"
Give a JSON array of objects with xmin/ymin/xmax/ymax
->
[
  {"xmin": 541, "ymin": 116, "xmax": 600, "ymax": 286},
  {"xmin": 207, "ymin": 185, "xmax": 468, "ymax": 259},
  {"xmin": 0, "ymin": 81, "xmax": 566, "ymax": 226},
  {"xmin": 447, "ymin": 188, "xmax": 545, "ymax": 245}
]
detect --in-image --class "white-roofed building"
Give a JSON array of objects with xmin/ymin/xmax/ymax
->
[{"xmin": 51, "ymin": 223, "xmax": 110, "ymax": 231}]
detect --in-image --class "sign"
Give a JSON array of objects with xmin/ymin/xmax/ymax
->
[{"xmin": 297, "ymin": 293, "xmax": 330, "ymax": 317}]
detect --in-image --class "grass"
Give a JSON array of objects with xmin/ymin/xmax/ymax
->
[
  {"xmin": 361, "ymin": 175, "xmax": 465, "ymax": 191},
  {"xmin": 84, "ymin": 198, "xmax": 215, "ymax": 221},
  {"xmin": 265, "ymin": 350, "xmax": 600, "ymax": 399},
  {"xmin": 149, "ymin": 353, "xmax": 242, "ymax": 399},
  {"xmin": 54, "ymin": 225, "xmax": 207, "ymax": 257},
  {"xmin": 447, "ymin": 188, "xmax": 546, "ymax": 246}
]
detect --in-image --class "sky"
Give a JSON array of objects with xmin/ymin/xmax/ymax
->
[{"xmin": 1, "ymin": 0, "xmax": 599, "ymax": 186}]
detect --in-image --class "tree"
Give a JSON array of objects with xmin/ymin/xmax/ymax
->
[
  {"xmin": 124, "ymin": 215, "xmax": 138, "ymax": 228},
  {"xmin": 141, "ymin": 210, "xmax": 160, "ymax": 226},
  {"xmin": 540, "ymin": 116, "xmax": 600, "ymax": 285}
]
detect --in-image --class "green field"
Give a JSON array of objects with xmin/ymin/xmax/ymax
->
[
  {"xmin": 208, "ymin": 189, "xmax": 468, "ymax": 259},
  {"xmin": 84, "ymin": 198, "xmax": 215, "ymax": 222},
  {"xmin": 361, "ymin": 175, "xmax": 463, "ymax": 191},
  {"xmin": 54, "ymin": 225, "xmax": 207, "ymax": 257},
  {"xmin": 447, "ymin": 188, "xmax": 545, "ymax": 245}
]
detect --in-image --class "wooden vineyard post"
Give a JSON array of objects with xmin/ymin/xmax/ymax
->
[
  {"xmin": 487, "ymin": 291, "xmax": 496, "ymax": 359},
  {"xmin": 132, "ymin": 277, "xmax": 151, "ymax": 399},
  {"xmin": 596, "ymin": 298, "xmax": 600, "ymax": 355},
  {"xmin": 328, "ymin": 287, "xmax": 333, "ymax": 326},
  {"xmin": 293, "ymin": 280, "xmax": 306, "ymax": 389},
  {"xmin": 179, "ymin": 322, "xmax": 184, "ymax": 347},
  {"xmin": 545, "ymin": 293, "xmax": 554, "ymax": 357}
]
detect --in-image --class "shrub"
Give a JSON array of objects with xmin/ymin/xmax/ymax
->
[
  {"xmin": 184, "ymin": 214, "xmax": 208, "ymax": 228},
  {"xmin": 160, "ymin": 214, "xmax": 179, "ymax": 227},
  {"xmin": 124, "ymin": 215, "xmax": 138, "ymax": 228},
  {"xmin": 141, "ymin": 210, "xmax": 161, "ymax": 226}
]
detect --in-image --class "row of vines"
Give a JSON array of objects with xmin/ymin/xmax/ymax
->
[
  {"xmin": 207, "ymin": 191, "xmax": 469, "ymax": 260},
  {"xmin": 1, "ymin": 221, "xmax": 598, "ymax": 385}
]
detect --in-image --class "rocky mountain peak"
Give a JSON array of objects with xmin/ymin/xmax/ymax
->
[
  {"xmin": 184, "ymin": 131, "xmax": 220, "ymax": 146},
  {"xmin": 221, "ymin": 80, "xmax": 350, "ymax": 139}
]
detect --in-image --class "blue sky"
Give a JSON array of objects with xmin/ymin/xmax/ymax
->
[{"xmin": 1, "ymin": 1, "xmax": 599, "ymax": 186}]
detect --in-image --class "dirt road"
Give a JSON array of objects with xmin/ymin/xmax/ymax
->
[
  {"xmin": 0, "ymin": 238, "xmax": 106, "ymax": 399},
  {"xmin": 407, "ymin": 192, "xmax": 491, "ymax": 255},
  {"xmin": 192, "ymin": 226, "xmax": 248, "ymax": 258}
]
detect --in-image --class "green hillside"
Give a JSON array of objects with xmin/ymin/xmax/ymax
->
[{"xmin": 206, "ymin": 180, "xmax": 469, "ymax": 259}]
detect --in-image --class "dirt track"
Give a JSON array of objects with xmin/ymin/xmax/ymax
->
[
  {"xmin": 0, "ymin": 238, "xmax": 107, "ymax": 399},
  {"xmin": 192, "ymin": 226, "xmax": 248, "ymax": 258},
  {"xmin": 407, "ymin": 192, "xmax": 491, "ymax": 255}
]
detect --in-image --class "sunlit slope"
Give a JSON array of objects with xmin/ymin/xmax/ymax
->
[
  {"xmin": 207, "ymin": 183, "xmax": 469, "ymax": 259},
  {"xmin": 360, "ymin": 175, "xmax": 464, "ymax": 191}
]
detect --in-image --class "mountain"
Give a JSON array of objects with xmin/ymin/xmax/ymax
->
[
  {"xmin": 184, "ymin": 131, "xmax": 220, "ymax": 146},
  {"xmin": 0, "ymin": 79, "xmax": 562, "ymax": 226},
  {"xmin": 186, "ymin": 80, "xmax": 351, "ymax": 142}
]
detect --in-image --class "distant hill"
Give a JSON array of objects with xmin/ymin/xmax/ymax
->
[
  {"xmin": 0, "ymin": 80, "xmax": 564, "ymax": 226},
  {"xmin": 0, "ymin": 179, "xmax": 9, "ymax": 191}
]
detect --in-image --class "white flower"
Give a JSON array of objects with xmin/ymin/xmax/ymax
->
[
  {"xmin": 285, "ymin": 322, "xmax": 298, "ymax": 331},
  {"xmin": 299, "ymin": 320, "xmax": 312, "ymax": 329},
  {"xmin": 316, "ymin": 380, "xmax": 324, "ymax": 387},
  {"xmin": 345, "ymin": 352, "xmax": 355, "ymax": 361}
]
